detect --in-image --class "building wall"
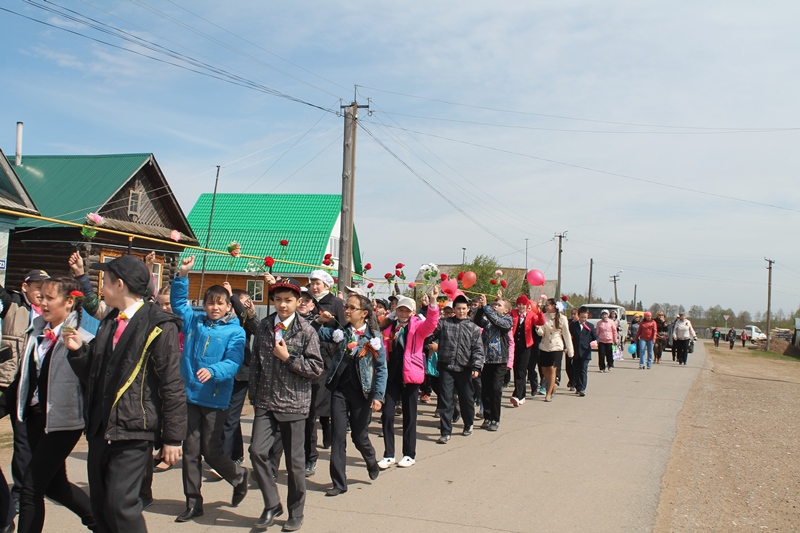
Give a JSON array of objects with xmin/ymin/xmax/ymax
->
[{"xmin": 185, "ymin": 272, "xmax": 311, "ymax": 304}]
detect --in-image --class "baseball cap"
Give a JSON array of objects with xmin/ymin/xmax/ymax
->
[
  {"xmin": 396, "ymin": 296, "xmax": 416, "ymax": 311},
  {"xmin": 91, "ymin": 256, "xmax": 151, "ymax": 297},
  {"xmin": 270, "ymin": 277, "xmax": 302, "ymax": 297},
  {"xmin": 345, "ymin": 285, "xmax": 367, "ymax": 297},
  {"xmin": 24, "ymin": 269, "xmax": 50, "ymax": 283},
  {"xmin": 453, "ymin": 294, "xmax": 469, "ymax": 306},
  {"xmin": 600, "ymin": 309, "xmax": 610, "ymax": 315}
]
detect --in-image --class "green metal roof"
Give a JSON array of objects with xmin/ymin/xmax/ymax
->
[
  {"xmin": 8, "ymin": 154, "xmax": 150, "ymax": 227},
  {"xmin": 185, "ymin": 193, "xmax": 362, "ymax": 275}
]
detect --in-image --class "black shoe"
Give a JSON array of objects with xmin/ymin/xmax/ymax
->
[
  {"xmin": 481, "ymin": 419, "xmax": 491, "ymax": 429},
  {"xmin": 436, "ymin": 434, "xmax": 451, "ymax": 444},
  {"xmin": 141, "ymin": 497, "xmax": 154, "ymax": 509},
  {"xmin": 326, "ymin": 487, "xmax": 347, "ymax": 497},
  {"xmin": 175, "ymin": 505, "xmax": 204, "ymax": 522},
  {"xmin": 254, "ymin": 504, "xmax": 283, "ymax": 530},
  {"xmin": 304, "ymin": 461, "xmax": 316, "ymax": 477},
  {"xmin": 282, "ymin": 516, "xmax": 304, "ymax": 531},
  {"xmin": 462, "ymin": 425, "xmax": 473, "ymax": 437},
  {"xmin": 452, "ymin": 413, "xmax": 460, "ymax": 424},
  {"xmin": 579, "ymin": 391, "xmax": 586, "ymax": 396},
  {"xmin": 488, "ymin": 421, "xmax": 499, "ymax": 432},
  {"xmin": 368, "ymin": 465, "xmax": 380, "ymax": 480},
  {"xmin": 232, "ymin": 468, "xmax": 249, "ymax": 507}
]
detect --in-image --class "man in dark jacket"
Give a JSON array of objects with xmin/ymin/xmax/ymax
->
[
  {"xmin": 249, "ymin": 276, "xmax": 323, "ymax": 531},
  {"xmin": 433, "ymin": 295, "xmax": 484, "ymax": 444},
  {"xmin": 569, "ymin": 306, "xmax": 597, "ymax": 397},
  {"xmin": 65, "ymin": 255, "xmax": 186, "ymax": 533}
]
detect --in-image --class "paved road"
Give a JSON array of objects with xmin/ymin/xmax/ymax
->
[{"xmin": 14, "ymin": 342, "xmax": 706, "ymax": 532}]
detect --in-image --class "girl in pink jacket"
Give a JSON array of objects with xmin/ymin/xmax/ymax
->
[{"xmin": 377, "ymin": 287, "xmax": 440, "ymax": 469}]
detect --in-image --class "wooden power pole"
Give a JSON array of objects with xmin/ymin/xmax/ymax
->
[
  {"xmin": 587, "ymin": 258, "xmax": 593, "ymax": 304},
  {"xmin": 555, "ymin": 231, "xmax": 567, "ymax": 298},
  {"xmin": 766, "ymin": 258, "xmax": 774, "ymax": 352},
  {"xmin": 337, "ymin": 99, "xmax": 369, "ymax": 291}
]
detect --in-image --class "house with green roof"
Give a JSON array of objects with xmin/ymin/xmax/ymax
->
[
  {"xmin": 6, "ymin": 152, "xmax": 197, "ymax": 292},
  {"xmin": 0, "ymin": 148, "xmax": 40, "ymax": 285},
  {"xmin": 184, "ymin": 193, "xmax": 361, "ymax": 304}
]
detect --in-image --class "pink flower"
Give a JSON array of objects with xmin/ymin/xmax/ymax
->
[
  {"xmin": 494, "ymin": 269, "xmax": 503, "ymax": 277},
  {"xmin": 170, "ymin": 229, "xmax": 181, "ymax": 242},
  {"xmin": 86, "ymin": 212, "xmax": 103, "ymax": 225},
  {"xmin": 408, "ymin": 282, "xmax": 416, "ymax": 289}
]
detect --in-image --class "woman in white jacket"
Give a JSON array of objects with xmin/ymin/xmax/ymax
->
[
  {"xmin": 535, "ymin": 298, "xmax": 573, "ymax": 402},
  {"xmin": 672, "ymin": 312, "xmax": 696, "ymax": 365}
]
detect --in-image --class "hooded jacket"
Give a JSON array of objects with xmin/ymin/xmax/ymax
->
[
  {"xmin": 381, "ymin": 304, "xmax": 439, "ymax": 385},
  {"xmin": 67, "ymin": 302, "xmax": 186, "ymax": 443},
  {"xmin": 474, "ymin": 305, "xmax": 514, "ymax": 364},
  {"xmin": 171, "ymin": 275, "xmax": 245, "ymax": 409}
]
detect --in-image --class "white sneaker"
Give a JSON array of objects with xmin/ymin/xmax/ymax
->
[
  {"xmin": 518, "ymin": 398, "xmax": 525, "ymax": 406},
  {"xmin": 377, "ymin": 457, "xmax": 396, "ymax": 470},
  {"xmin": 510, "ymin": 397, "xmax": 520, "ymax": 407},
  {"xmin": 397, "ymin": 456, "xmax": 416, "ymax": 468}
]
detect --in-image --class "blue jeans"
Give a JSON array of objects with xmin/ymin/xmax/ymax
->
[{"xmin": 638, "ymin": 339, "xmax": 654, "ymax": 367}]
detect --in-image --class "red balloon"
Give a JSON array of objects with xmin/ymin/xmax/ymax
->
[
  {"xmin": 440, "ymin": 279, "xmax": 458, "ymax": 296},
  {"xmin": 462, "ymin": 271, "xmax": 477, "ymax": 289},
  {"xmin": 526, "ymin": 269, "xmax": 545, "ymax": 286}
]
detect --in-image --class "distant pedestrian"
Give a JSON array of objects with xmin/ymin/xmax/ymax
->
[
  {"xmin": 740, "ymin": 329, "xmax": 748, "ymax": 347},
  {"xmin": 634, "ymin": 312, "xmax": 658, "ymax": 369},
  {"xmin": 595, "ymin": 309, "xmax": 618, "ymax": 372},
  {"xmin": 569, "ymin": 306, "xmax": 597, "ymax": 397},
  {"xmin": 673, "ymin": 313, "xmax": 697, "ymax": 365},
  {"xmin": 712, "ymin": 327, "xmax": 721, "ymax": 348},
  {"xmin": 629, "ymin": 316, "xmax": 641, "ymax": 358},
  {"xmin": 654, "ymin": 311, "xmax": 668, "ymax": 363}
]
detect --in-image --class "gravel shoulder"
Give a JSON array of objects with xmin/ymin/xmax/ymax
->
[{"xmin": 655, "ymin": 341, "xmax": 800, "ymax": 532}]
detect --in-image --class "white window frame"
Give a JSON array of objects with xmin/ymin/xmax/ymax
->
[
  {"xmin": 128, "ymin": 190, "xmax": 141, "ymax": 216},
  {"xmin": 247, "ymin": 280, "xmax": 264, "ymax": 303}
]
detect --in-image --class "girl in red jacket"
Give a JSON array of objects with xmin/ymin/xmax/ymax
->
[{"xmin": 509, "ymin": 296, "xmax": 545, "ymax": 406}]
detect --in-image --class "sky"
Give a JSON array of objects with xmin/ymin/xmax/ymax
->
[{"xmin": 2, "ymin": 0, "xmax": 800, "ymax": 317}]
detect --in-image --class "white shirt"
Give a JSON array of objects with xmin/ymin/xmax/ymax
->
[
  {"xmin": 274, "ymin": 314, "xmax": 295, "ymax": 342},
  {"xmin": 32, "ymin": 322, "xmax": 62, "ymax": 407}
]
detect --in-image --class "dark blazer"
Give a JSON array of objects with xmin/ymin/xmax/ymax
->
[{"xmin": 569, "ymin": 320, "xmax": 598, "ymax": 360}]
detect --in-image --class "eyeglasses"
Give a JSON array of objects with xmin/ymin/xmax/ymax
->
[{"xmin": 345, "ymin": 305, "xmax": 364, "ymax": 312}]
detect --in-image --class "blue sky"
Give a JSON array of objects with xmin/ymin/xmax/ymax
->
[{"xmin": 2, "ymin": 1, "xmax": 800, "ymax": 317}]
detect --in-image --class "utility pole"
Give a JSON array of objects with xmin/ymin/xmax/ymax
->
[
  {"xmin": 587, "ymin": 258, "xmax": 593, "ymax": 304},
  {"xmin": 462, "ymin": 247, "xmax": 466, "ymax": 265},
  {"xmin": 766, "ymin": 258, "xmax": 774, "ymax": 352},
  {"xmin": 610, "ymin": 271, "xmax": 622, "ymax": 304},
  {"xmin": 633, "ymin": 284, "xmax": 637, "ymax": 310},
  {"xmin": 198, "ymin": 165, "xmax": 220, "ymax": 301},
  {"xmin": 337, "ymin": 98, "xmax": 369, "ymax": 291},
  {"xmin": 555, "ymin": 231, "xmax": 567, "ymax": 297}
]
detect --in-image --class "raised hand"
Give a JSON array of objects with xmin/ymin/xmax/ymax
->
[
  {"xmin": 144, "ymin": 251, "xmax": 156, "ymax": 268},
  {"xmin": 222, "ymin": 281, "xmax": 233, "ymax": 296},
  {"xmin": 421, "ymin": 292, "xmax": 429, "ymax": 306},
  {"xmin": 68, "ymin": 251, "xmax": 84, "ymax": 276},
  {"xmin": 178, "ymin": 256, "xmax": 195, "ymax": 277}
]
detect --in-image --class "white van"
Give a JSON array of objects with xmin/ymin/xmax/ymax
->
[
  {"xmin": 582, "ymin": 303, "xmax": 628, "ymax": 343},
  {"xmin": 743, "ymin": 325, "xmax": 766, "ymax": 342}
]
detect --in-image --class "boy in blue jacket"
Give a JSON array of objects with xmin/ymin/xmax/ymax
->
[{"xmin": 171, "ymin": 256, "xmax": 248, "ymax": 523}]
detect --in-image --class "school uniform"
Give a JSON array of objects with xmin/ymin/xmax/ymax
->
[{"xmin": 569, "ymin": 320, "xmax": 597, "ymax": 394}]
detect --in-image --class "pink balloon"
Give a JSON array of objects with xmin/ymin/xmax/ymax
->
[
  {"xmin": 462, "ymin": 271, "xmax": 477, "ymax": 289},
  {"xmin": 408, "ymin": 282, "xmax": 416, "ymax": 289},
  {"xmin": 526, "ymin": 269, "xmax": 546, "ymax": 286},
  {"xmin": 440, "ymin": 279, "xmax": 458, "ymax": 296}
]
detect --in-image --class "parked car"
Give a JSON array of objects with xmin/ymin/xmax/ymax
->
[{"xmin": 743, "ymin": 325, "xmax": 767, "ymax": 342}]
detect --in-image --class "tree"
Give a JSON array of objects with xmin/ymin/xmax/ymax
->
[
  {"xmin": 688, "ymin": 305, "xmax": 704, "ymax": 320},
  {"xmin": 649, "ymin": 302, "xmax": 662, "ymax": 314}
]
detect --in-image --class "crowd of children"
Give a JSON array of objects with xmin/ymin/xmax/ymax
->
[{"xmin": 0, "ymin": 254, "xmax": 661, "ymax": 533}]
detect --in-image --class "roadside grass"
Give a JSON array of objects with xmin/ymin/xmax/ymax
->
[{"xmin": 706, "ymin": 343, "xmax": 800, "ymax": 363}]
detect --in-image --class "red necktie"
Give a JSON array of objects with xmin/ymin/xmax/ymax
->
[
  {"xmin": 44, "ymin": 328, "xmax": 57, "ymax": 342},
  {"xmin": 113, "ymin": 313, "xmax": 128, "ymax": 348},
  {"xmin": 274, "ymin": 322, "xmax": 286, "ymax": 334}
]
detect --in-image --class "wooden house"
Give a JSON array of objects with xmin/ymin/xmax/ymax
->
[
  {"xmin": 6, "ymin": 153, "xmax": 197, "ymax": 292},
  {"xmin": 0, "ymin": 148, "xmax": 40, "ymax": 286}
]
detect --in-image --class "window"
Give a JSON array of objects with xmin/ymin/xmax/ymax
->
[
  {"xmin": 128, "ymin": 190, "xmax": 141, "ymax": 216},
  {"xmin": 328, "ymin": 237, "xmax": 340, "ymax": 259},
  {"xmin": 151, "ymin": 261, "xmax": 162, "ymax": 294},
  {"xmin": 247, "ymin": 280, "xmax": 264, "ymax": 302}
]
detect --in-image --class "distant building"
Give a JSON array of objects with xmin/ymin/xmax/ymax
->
[
  {"xmin": 183, "ymin": 193, "xmax": 362, "ymax": 304},
  {"xmin": 0, "ymin": 148, "xmax": 40, "ymax": 285},
  {"xmin": 6, "ymin": 153, "xmax": 197, "ymax": 292}
]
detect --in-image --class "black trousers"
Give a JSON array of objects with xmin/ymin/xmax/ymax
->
[
  {"xmin": 438, "ymin": 367, "xmax": 475, "ymax": 436},
  {"xmin": 19, "ymin": 411, "xmax": 93, "ymax": 533},
  {"xmin": 329, "ymin": 382, "xmax": 377, "ymax": 492},
  {"xmin": 87, "ymin": 435, "xmax": 150, "ymax": 533},
  {"xmin": 10, "ymin": 398, "xmax": 32, "ymax": 504},
  {"xmin": 472, "ymin": 376, "xmax": 482, "ymax": 407},
  {"xmin": 564, "ymin": 354, "xmax": 574, "ymax": 385},
  {"xmin": 304, "ymin": 383, "xmax": 320, "ymax": 464},
  {"xmin": 512, "ymin": 346, "xmax": 531, "ymax": 400},
  {"xmin": 249, "ymin": 409, "xmax": 306, "ymax": 518},
  {"xmin": 598, "ymin": 342, "xmax": 614, "ymax": 370},
  {"xmin": 381, "ymin": 380, "xmax": 419, "ymax": 459},
  {"xmin": 222, "ymin": 379, "xmax": 249, "ymax": 461},
  {"xmin": 480, "ymin": 363, "xmax": 506, "ymax": 423},
  {"xmin": 0, "ymin": 468, "xmax": 12, "ymax": 529},
  {"xmin": 675, "ymin": 339, "xmax": 690, "ymax": 364},
  {"xmin": 573, "ymin": 357, "xmax": 590, "ymax": 393},
  {"xmin": 527, "ymin": 349, "xmax": 541, "ymax": 393},
  {"xmin": 183, "ymin": 403, "xmax": 246, "ymax": 508}
]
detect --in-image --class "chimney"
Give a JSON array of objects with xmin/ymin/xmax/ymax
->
[{"xmin": 15, "ymin": 122, "xmax": 23, "ymax": 166}]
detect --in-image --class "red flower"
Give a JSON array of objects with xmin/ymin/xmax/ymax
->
[
  {"xmin": 264, "ymin": 256, "xmax": 275, "ymax": 268},
  {"xmin": 69, "ymin": 290, "xmax": 84, "ymax": 298},
  {"xmin": 500, "ymin": 280, "xmax": 508, "ymax": 289},
  {"xmin": 324, "ymin": 253, "xmax": 332, "ymax": 260},
  {"xmin": 457, "ymin": 272, "xmax": 464, "ymax": 280},
  {"xmin": 333, "ymin": 277, "xmax": 338, "ymax": 283},
  {"xmin": 561, "ymin": 294, "xmax": 568, "ymax": 302},
  {"xmin": 395, "ymin": 269, "xmax": 402, "ymax": 277},
  {"xmin": 280, "ymin": 239, "xmax": 289, "ymax": 246},
  {"xmin": 440, "ymin": 273, "xmax": 448, "ymax": 281},
  {"xmin": 395, "ymin": 262, "xmax": 404, "ymax": 269},
  {"xmin": 367, "ymin": 283, "xmax": 374, "ymax": 288},
  {"xmin": 490, "ymin": 279, "xmax": 498, "ymax": 285},
  {"xmin": 385, "ymin": 273, "xmax": 393, "ymax": 280},
  {"xmin": 322, "ymin": 259, "xmax": 332, "ymax": 266},
  {"xmin": 364, "ymin": 263, "xmax": 372, "ymax": 271}
]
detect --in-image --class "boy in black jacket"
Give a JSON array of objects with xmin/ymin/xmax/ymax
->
[{"xmin": 65, "ymin": 255, "xmax": 186, "ymax": 533}]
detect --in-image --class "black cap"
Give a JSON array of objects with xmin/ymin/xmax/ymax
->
[
  {"xmin": 453, "ymin": 294, "xmax": 470, "ymax": 306},
  {"xmin": 270, "ymin": 277, "xmax": 302, "ymax": 298},
  {"xmin": 91, "ymin": 255, "xmax": 151, "ymax": 297},
  {"xmin": 24, "ymin": 269, "xmax": 50, "ymax": 283}
]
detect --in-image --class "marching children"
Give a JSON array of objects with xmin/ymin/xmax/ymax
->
[
  {"xmin": 569, "ymin": 306, "xmax": 597, "ymax": 396},
  {"xmin": 474, "ymin": 295, "xmax": 513, "ymax": 431},
  {"xmin": 248, "ymin": 275, "xmax": 323, "ymax": 531},
  {"xmin": 65, "ymin": 255, "xmax": 186, "ymax": 533},
  {"xmin": 509, "ymin": 295, "xmax": 544, "ymax": 406},
  {"xmin": 535, "ymin": 298, "xmax": 573, "ymax": 402},
  {"xmin": 377, "ymin": 287, "xmax": 440, "ymax": 469},
  {"xmin": 171, "ymin": 256, "xmax": 247, "ymax": 523},
  {"xmin": 318, "ymin": 293, "xmax": 387, "ymax": 496}
]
